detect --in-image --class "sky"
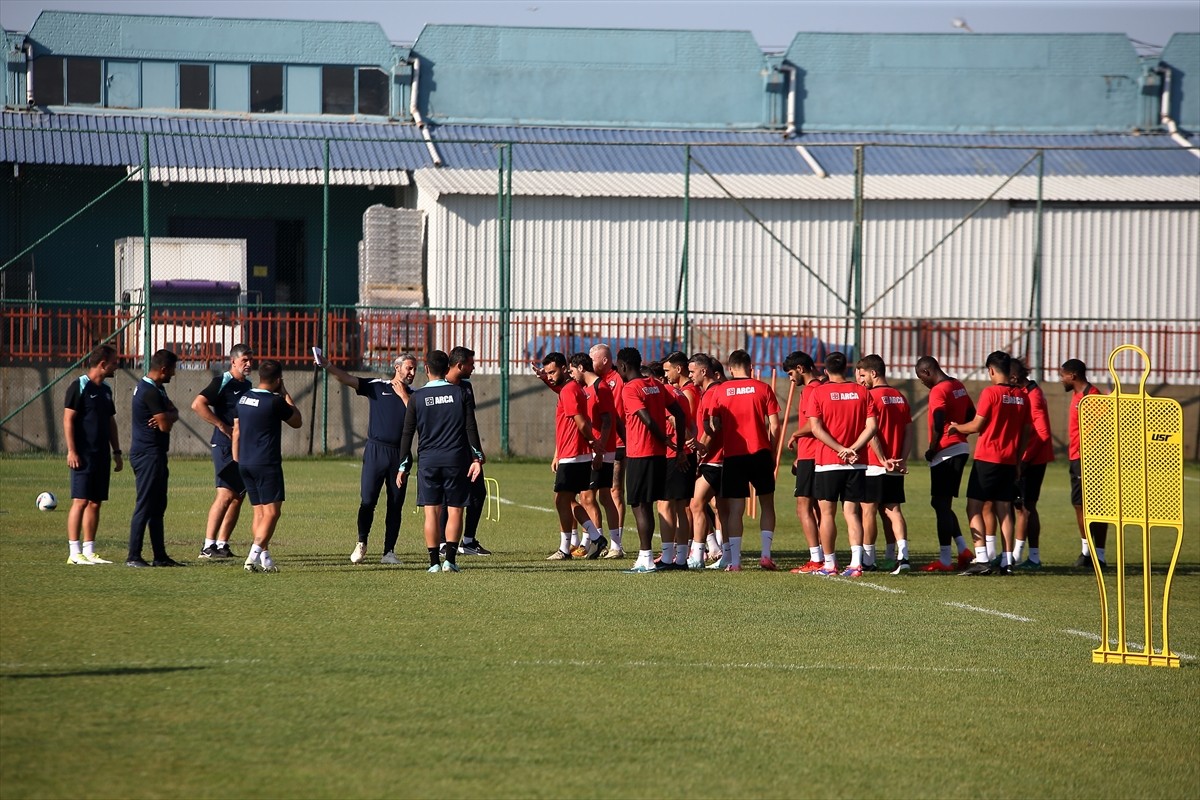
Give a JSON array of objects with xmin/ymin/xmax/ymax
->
[{"xmin": 1, "ymin": 0, "xmax": 1196, "ymax": 53}]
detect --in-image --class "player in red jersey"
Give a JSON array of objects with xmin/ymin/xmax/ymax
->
[
  {"xmin": 687, "ymin": 353, "xmax": 726, "ymax": 567},
  {"xmin": 807, "ymin": 352, "xmax": 877, "ymax": 577},
  {"xmin": 856, "ymin": 354, "xmax": 914, "ymax": 574},
  {"xmin": 573, "ymin": 353, "xmax": 623, "ymax": 557},
  {"xmin": 948, "ymin": 351, "xmax": 1032, "ymax": 575},
  {"xmin": 784, "ymin": 351, "xmax": 826, "ymax": 574},
  {"xmin": 1060, "ymin": 358, "xmax": 1107, "ymax": 569},
  {"xmin": 590, "ymin": 344, "xmax": 627, "ymax": 554},
  {"xmin": 615, "ymin": 348, "xmax": 686, "ymax": 573},
  {"xmin": 708, "ymin": 349, "xmax": 781, "ymax": 571},
  {"xmin": 1008, "ymin": 359, "xmax": 1054, "ymax": 570},
  {"xmin": 540, "ymin": 353, "xmax": 606, "ymax": 561},
  {"xmin": 914, "ymin": 355, "xmax": 976, "ymax": 571},
  {"xmin": 653, "ymin": 353, "xmax": 698, "ymax": 569}
]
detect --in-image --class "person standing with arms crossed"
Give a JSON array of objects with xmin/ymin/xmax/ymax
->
[
  {"xmin": 63, "ymin": 344, "xmax": 123, "ymax": 565},
  {"xmin": 192, "ymin": 344, "xmax": 253, "ymax": 560},
  {"xmin": 233, "ymin": 360, "xmax": 302, "ymax": 573},
  {"xmin": 316, "ymin": 350, "xmax": 415, "ymax": 565},
  {"xmin": 785, "ymin": 350, "xmax": 826, "ymax": 574},
  {"xmin": 127, "ymin": 349, "xmax": 182, "ymax": 568}
]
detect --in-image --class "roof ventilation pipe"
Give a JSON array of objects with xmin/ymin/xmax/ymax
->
[
  {"xmin": 25, "ymin": 44, "xmax": 34, "ymax": 107},
  {"xmin": 408, "ymin": 57, "xmax": 443, "ymax": 167},
  {"xmin": 1160, "ymin": 67, "xmax": 1200, "ymax": 160},
  {"xmin": 778, "ymin": 62, "xmax": 826, "ymax": 178}
]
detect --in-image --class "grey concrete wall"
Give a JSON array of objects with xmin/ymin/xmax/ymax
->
[{"xmin": 3, "ymin": 367, "xmax": 1198, "ymax": 461}]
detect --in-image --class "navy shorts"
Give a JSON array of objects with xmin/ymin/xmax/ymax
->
[
  {"xmin": 589, "ymin": 461, "xmax": 615, "ymax": 490},
  {"xmin": 211, "ymin": 443, "xmax": 245, "ymax": 494},
  {"xmin": 417, "ymin": 464, "xmax": 470, "ymax": 508},
  {"xmin": 240, "ymin": 463, "xmax": 285, "ymax": 505},
  {"xmin": 625, "ymin": 455, "xmax": 666, "ymax": 507},
  {"xmin": 864, "ymin": 473, "xmax": 906, "ymax": 505},
  {"xmin": 814, "ymin": 468, "xmax": 866, "ymax": 503},
  {"xmin": 663, "ymin": 453, "xmax": 697, "ymax": 500},
  {"xmin": 554, "ymin": 461, "xmax": 592, "ymax": 494},
  {"xmin": 930, "ymin": 453, "xmax": 968, "ymax": 498},
  {"xmin": 69, "ymin": 454, "xmax": 111, "ymax": 502},
  {"xmin": 966, "ymin": 460, "xmax": 1017, "ymax": 503},
  {"xmin": 720, "ymin": 450, "xmax": 775, "ymax": 499},
  {"xmin": 793, "ymin": 458, "xmax": 816, "ymax": 499}
]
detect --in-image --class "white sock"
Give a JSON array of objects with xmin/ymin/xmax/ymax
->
[
  {"xmin": 940, "ymin": 545, "xmax": 953, "ymax": 565},
  {"xmin": 974, "ymin": 545, "xmax": 988, "ymax": 564},
  {"xmin": 897, "ymin": 540, "xmax": 909, "ymax": 560},
  {"xmin": 569, "ymin": 531, "xmax": 580, "ymax": 548},
  {"xmin": 729, "ymin": 536, "xmax": 743, "ymax": 567},
  {"xmin": 1001, "ymin": 552, "xmax": 1011, "ymax": 567},
  {"xmin": 247, "ymin": 544, "xmax": 263, "ymax": 565},
  {"xmin": 823, "ymin": 552, "xmax": 836, "ymax": 569},
  {"xmin": 850, "ymin": 545, "xmax": 863, "ymax": 569},
  {"xmin": 609, "ymin": 529, "xmax": 623, "ymax": 549},
  {"xmin": 1029, "ymin": 547, "xmax": 1040, "ymax": 563},
  {"xmin": 715, "ymin": 529, "xmax": 724, "ymax": 545},
  {"xmin": 637, "ymin": 549, "xmax": 653, "ymax": 567},
  {"xmin": 584, "ymin": 521, "xmax": 601, "ymax": 541},
  {"xmin": 1096, "ymin": 547, "xmax": 1106, "ymax": 562},
  {"xmin": 690, "ymin": 541, "xmax": 704, "ymax": 560},
  {"xmin": 1081, "ymin": 539, "xmax": 1090, "ymax": 556},
  {"xmin": 954, "ymin": 534, "xmax": 969, "ymax": 552},
  {"xmin": 809, "ymin": 546, "xmax": 822, "ymax": 563},
  {"xmin": 260, "ymin": 549, "xmax": 274, "ymax": 568},
  {"xmin": 985, "ymin": 535, "xmax": 997, "ymax": 560},
  {"xmin": 1013, "ymin": 540, "xmax": 1027, "ymax": 563},
  {"xmin": 82, "ymin": 540, "xmax": 95, "ymax": 556},
  {"xmin": 463, "ymin": 535, "xmax": 476, "ymax": 544},
  {"xmin": 760, "ymin": 530, "xmax": 773, "ymax": 560},
  {"xmin": 205, "ymin": 538, "xmax": 216, "ymax": 549},
  {"xmin": 560, "ymin": 532, "xmax": 571, "ymax": 554},
  {"xmin": 885, "ymin": 542, "xmax": 896, "ymax": 560},
  {"xmin": 706, "ymin": 532, "xmax": 719, "ymax": 552},
  {"xmin": 674, "ymin": 546, "xmax": 688, "ymax": 566},
  {"xmin": 863, "ymin": 544, "xmax": 876, "ymax": 566},
  {"xmin": 69, "ymin": 540, "xmax": 82, "ymax": 556},
  {"xmin": 661, "ymin": 542, "xmax": 676, "ymax": 563},
  {"xmin": 721, "ymin": 541, "xmax": 732, "ymax": 564}
]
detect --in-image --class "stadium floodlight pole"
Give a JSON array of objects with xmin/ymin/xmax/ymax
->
[
  {"xmin": 851, "ymin": 145, "xmax": 865, "ymax": 357},
  {"xmin": 142, "ymin": 133, "xmax": 152, "ymax": 370},
  {"xmin": 321, "ymin": 137, "xmax": 330, "ymax": 454}
]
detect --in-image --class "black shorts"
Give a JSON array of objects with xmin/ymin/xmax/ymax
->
[
  {"xmin": 614, "ymin": 446, "xmax": 627, "ymax": 462},
  {"xmin": 211, "ymin": 444, "xmax": 245, "ymax": 494},
  {"xmin": 864, "ymin": 473, "xmax": 905, "ymax": 505},
  {"xmin": 697, "ymin": 464, "xmax": 722, "ymax": 494},
  {"xmin": 417, "ymin": 464, "xmax": 470, "ymax": 508},
  {"xmin": 930, "ymin": 453, "xmax": 968, "ymax": 498},
  {"xmin": 240, "ymin": 463, "xmax": 285, "ymax": 505},
  {"xmin": 589, "ymin": 461, "xmax": 615, "ymax": 490},
  {"xmin": 663, "ymin": 454, "xmax": 697, "ymax": 500},
  {"xmin": 966, "ymin": 461, "xmax": 1017, "ymax": 503},
  {"xmin": 1069, "ymin": 459, "xmax": 1084, "ymax": 507},
  {"xmin": 793, "ymin": 459, "xmax": 816, "ymax": 498},
  {"xmin": 813, "ymin": 468, "xmax": 866, "ymax": 503},
  {"xmin": 69, "ymin": 455, "xmax": 111, "ymax": 502},
  {"xmin": 720, "ymin": 450, "xmax": 776, "ymax": 499},
  {"xmin": 625, "ymin": 455, "xmax": 666, "ymax": 507},
  {"xmin": 1016, "ymin": 462, "xmax": 1047, "ymax": 508},
  {"xmin": 554, "ymin": 461, "xmax": 592, "ymax": 494}
]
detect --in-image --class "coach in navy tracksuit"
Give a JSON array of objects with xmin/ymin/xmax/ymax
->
[
  {"xmin": 127, "ymin": 349, "xmax": 181, "ymax": 568},
  {"xmin": 397, "ymin": 350, "xmax": 484, "ymax": 573},
  {"xmin": 316, "ymin": 350, "xmax": 415, "ymax": 565}
]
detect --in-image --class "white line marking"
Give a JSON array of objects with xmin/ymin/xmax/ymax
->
[
  {"xmin": 512, "ymin": 658, "xmax": 999, "ymax": 674},
  {"xmin": 1059, "ymin": 630, "xmax": 1195, "ymax": 661},
  {"xmin": 834, "ymin": 579, "xmax": 906, "ymax": 595},
  {"xmin": 1184, "ymin": 475, "xmax": 1199, "ymax": 483},
  {"xmin": 497, "ymin": 497, "xmax": 555, "ymax": 514},
  {"xmin": 944, "ymin": 601, "xmax": 1033, "ymax": 622}
]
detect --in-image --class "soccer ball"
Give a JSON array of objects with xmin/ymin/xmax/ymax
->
[{"xmin": 36, "ymin": 491, "xmax": 58, "ymax": 511}]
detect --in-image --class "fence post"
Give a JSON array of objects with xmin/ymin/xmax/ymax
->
[
  {"xmin": 851, "ymin": 145, "xmax": 865, "ymax": 357},
  {"xmin": 321, "ymin": 138, "xmax": 330, "ymax": 454},
  {"xmin": 1032, "ymin": 150, "xmax": 1045, "ymax": 380},
  {"xmin": 498, "ymin": 143, "xmax": 513, "ymax": 456},
  {"xmin": 675, "ymin": 144, "xmax": 691, "ymax": 353},
  {"xmin": 141, "ymin": 133, "xmax": 151, "ymax": 369}
]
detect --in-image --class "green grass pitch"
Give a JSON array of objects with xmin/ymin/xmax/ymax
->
[{"xmin": 2, "ymin": 455, "xmax": 1198, "ymax": 799}]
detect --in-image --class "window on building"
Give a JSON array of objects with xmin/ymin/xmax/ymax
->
[
  {"xmin": 32, "ymin": 55, "xmax": 65, "ymax": 105},
  {"xmin": 358, "ymin": 68, "xmax": 389, "ymax": 116},
  {"xmin": 179, "ymin": 64, "xmax": 211, "ymax": 110},
  {"xmin": 321, "ymin": 66, "xmax": 354, "ymax": 114},
  {"xmin": 66, "ymin": 57, "xmax": 102, "ymax": 105},
  {"xmin": 250, "ymin": 64, "xmax": 284, "ymax": 113}
]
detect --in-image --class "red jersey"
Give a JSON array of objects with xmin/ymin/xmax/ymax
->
[
  {"xmin": 809, "ymin": 380, "xmax": 875, "ymax": 469},
  {"xmin": 927, "ymin": 378, "xmax": 974, "ymax": 461},
  {"xmin": 599, "ymin": 368, "xmax": 625, "ymax": 448},
  {"xmin": 584, "ymin": 378, "xmax": 618, "ymax": 454},
  {"xmin": 1068, "ymin": 384, "xmax": 1100, "ymax": 460},
  {"xmin": 680, "ymin": 382, "xmax": 700, "ymax": 434},
  {"xmin": 867, "ymin": 385, "xmax": 912, "ymax": 467},
  {"xmin": 1022, "ymin": 381, "xmax": 1055, "ymax": 465},
  {"xmin": 697, "ymin": 382, "xmax": 724, "ymax": 465},
  {"xmin": 622, "ymin": 377, "xmax": 670, "ymax": 458},
  {"xmin": 972, "ymin": 384, "xmax": 1031, "ymax": 466},
  {"xmin": 714, "ymin": 377, "xmax": 780, "ymax": 457},
  {"xmin": 554, "ymin": 380, "xmax": 591, "ymax": 462},
  {"xmin": 663, "ymin": 381, "xmax": 690, "ymax": 438},
  {"xmin": 796, "ymin": 378, "xmax": 823, "ymax": 461}
]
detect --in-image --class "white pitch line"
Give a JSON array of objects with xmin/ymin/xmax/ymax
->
[
  {"xmin": 512, "ymin": 658, "xmax": 998, "ymax": 675},
  {"xmin": 829, "ymin": 578, "xmax": 906, "ymax": 595},
  {"xmin": 1184, "ymin": 475, "xmax": 1199, "ymax": 483},
  {"xmin": 496, "ymin": 497, "xmax": 555, "ymax": 514},
  {"xmin": 944, "ymin": 601, "xmax": 1034, "ymax": 622},
  {"xmin": 1060, "ymin": 629, "xmax": 1196, "ymax": 661}
]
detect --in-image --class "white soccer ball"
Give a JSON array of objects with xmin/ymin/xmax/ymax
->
[{"xmin": 36, "ymin": 491, "xmax": 58, "ymax": 511}]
